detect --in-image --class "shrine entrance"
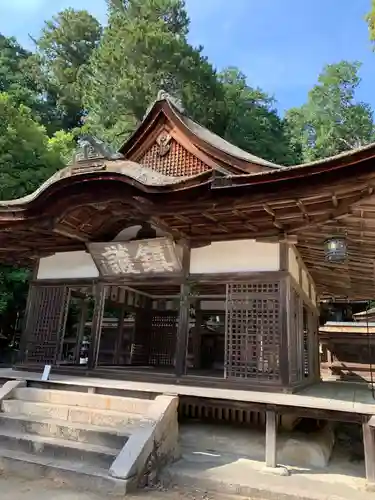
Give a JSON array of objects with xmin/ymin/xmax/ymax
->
[
  {"xmin": 18, "ymin": 235, "xmax": 193, "ymax": 379},
  {"xmin": 90, "ymin": 282, "xmax": 181, "ymax": 374},
  {"xmin": 19, "ymin": 280, "xmax": 183, "ymax": 373},
  {"xmin": 18, "ymin": 235, "xmax": 320, "ymax": 391}
]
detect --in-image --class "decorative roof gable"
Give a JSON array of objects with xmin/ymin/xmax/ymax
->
[{"xmin": 119, "ymin": 90, "xmax": 282, "ymax": 176}]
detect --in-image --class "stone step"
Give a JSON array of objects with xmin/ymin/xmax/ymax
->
[
  {"xmin": 0, "ymin": 428, "xmax": 117, "ymax": 469},
  {"xmin": 2, "ymin": 399, "xmax": 142, "ymax": 427},
  {"xmin": 0, "ymin": 413, "xmax": 131, "ymax": 448},
  {"xmin": 0, "ymin": 447, "xmax": 131, "ymax": 496},
  {"xmin": 14, "ymin": 387, "xmax": 151, "ymax": 414}
]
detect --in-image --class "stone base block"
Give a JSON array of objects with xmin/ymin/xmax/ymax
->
[{"xmin": 278, "ymin": 424, "xmax": 335, "ymax": 468}]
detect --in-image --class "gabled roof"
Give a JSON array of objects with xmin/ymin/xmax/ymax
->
[
  {"xmin": 176, "ymin": 112, "xmax": 280, "ymax": 169},
  {"xmin": 120, "ymin": 90, "xmax": 281, "ymax": 175}
]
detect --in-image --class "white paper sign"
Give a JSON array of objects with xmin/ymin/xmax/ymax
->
[{"xmin": 41, "ymin": 365, "xmax": 51, "ymax": 381}]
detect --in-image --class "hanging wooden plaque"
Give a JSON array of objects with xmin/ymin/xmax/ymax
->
[{"xmin": 88, "ymin": 237, "xmax": 182, "ymax": 278}]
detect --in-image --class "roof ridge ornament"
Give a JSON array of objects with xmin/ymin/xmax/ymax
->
[
  {"xmin": 142, "ymin": 89, "xmax": 185, "ymax": 120},
  {"xmin": 74, "ymin": 135, "xmax": 124, "ymax": 163}
]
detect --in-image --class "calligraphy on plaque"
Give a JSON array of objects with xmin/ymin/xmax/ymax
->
[{"xmin": 88, "ymin": 237, "xmax": 182, "ymax": 277}]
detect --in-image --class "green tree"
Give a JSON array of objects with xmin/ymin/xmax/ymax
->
[
  {"xmin": 0, "ymin": 35, "xmax": 32, "ymax": 96},
  {"xmin": 81, "ymin": 0, "xmax": 225, "ymax": 145},
  {"xmin": 218, "ymin": 67, "xmax": 300, "ymax": 165},
  {"xmin": 0, "ymin": 92, "xmax": 74, "ymax": 328},
  {"xmin": 0, "ymin": 93, "xmax": 74, "ymax": 200},
  {"xmin": 34, "ymin": 8, "xmax": 102, "ymax": 131},
  {"xmin": 366, "ymin": 1, "xmax": 375, "ymax": 47},
  {"xmin": 82, "ymin": 1, "xmax": 296, "ymax": 165},
  {"xmin": 0, "ymin": 34, "xmax": 56, "ymax": 130},
  {"xmin": 285, "ymin": 61, "xmax": 374, "ymax": 162}
]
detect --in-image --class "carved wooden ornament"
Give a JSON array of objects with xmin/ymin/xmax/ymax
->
[{"xmin": 156, "ymin": 131, "xmax": 172, "ymax": 156}]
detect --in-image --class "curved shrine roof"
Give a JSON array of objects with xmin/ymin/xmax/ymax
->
[{"xmin": 1, "ymin": 92, "xmax": 375, "ymax": 299}]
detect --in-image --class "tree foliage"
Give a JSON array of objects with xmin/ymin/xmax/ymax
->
[
  {"xmin": 0, "ymin": 34, "xmax": 58, "ymax": 131},
  {"xmin": 0, "ymin": 92, "xmax": 74, "ymax": 328},
  {"xmin": 366, "ymin": 1, "xmax": 375, "ymax": 48},
  {"xmin": 33, "ymin": 8, "xmax": 102, "ymax": 131},
  {"xmin": 285, "ymin": 61, "xmax": 374, "ymax": 162},
  {"xmin": 81, "ymin": 0, "xmax": 225, "ymax": 145},
  {"xmin": 0, "ymin": 93, "xmax": 74, "ymax": 201},
  {"xmin": 217, "ymin": 67, "xmax": 300, "ymax": 165}
]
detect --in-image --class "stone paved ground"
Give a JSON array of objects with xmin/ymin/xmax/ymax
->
[{"xmin": 0, "ymin": 474, "xmax": 252, "ymax": 500}]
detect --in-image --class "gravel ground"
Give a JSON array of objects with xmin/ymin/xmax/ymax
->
[{"xmin": 0, "ymin": 474, "xmax": 252, "ymax": 500}]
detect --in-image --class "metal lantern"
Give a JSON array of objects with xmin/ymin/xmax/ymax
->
[{"xmin": 324, "ymin": 237, "xmax": 347, "ymax": 263}]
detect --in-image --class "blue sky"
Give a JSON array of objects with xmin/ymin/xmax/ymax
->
[{"xmin": 0, "ymin": 0, "xmax": 374, "ymax": 114}]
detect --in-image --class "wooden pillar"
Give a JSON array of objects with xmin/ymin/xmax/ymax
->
[
  {"xmin": 265, "ymin": 410, "xmax": 277, "ymax": 468},
  {"xmin": 88, "ymin": 283, "xmax": 106, "ymax": 370},
  {"xmin": 363, "ymin": 422, "xmax": 375, "ymax": 485},
  {"xmin": 307, "ymin": 309, "xmax": 316, "ymax": 381},
  {"xmin": 193, "ymin": 300, "xmax": 202, "ymax": 369},
  {"xmin": 18, "ymin": 282, "xmax": 36, "ymax": 364},
  {"xmin": 175, "ymin": 241, "xmax": 191, "ymax": 377},
  {"xmin": 74, "ymin": 298, "xmax": 88, "ymax": 364},
  {"xmin": 114, "ymin": 303, "xmax": 126, "ymax": 365},
  {"xmin": 327, "ymin": 346, "xmax": 333, "ymax": 364},
  {"xmin": 280, "ymin": 276, "xmax": 290, "ymax": 387},
  {"xmin": 313, "ymin": 313, "xmax": 321, "ymax": 381},
  {"xmin": 297, "ymin": 295, "xmax": 304, "ymax": 382},
  {"xmin": 132, "ymin": 299, "xmax": 152, "ymax": 366}
]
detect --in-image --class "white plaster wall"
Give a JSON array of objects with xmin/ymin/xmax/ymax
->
[
  {"xmin": 189, "ymin": 240, "xmax": 280, "ymax": 274},
  {"xmin": 288, "ymin": 246, "xmax": 300, "ymax": 284},
  {"xmin": 289, "ymin": 245, "xmax": 318, "ymax": 303},
  {"xmin": 301, "ymin": 268, "xmax": 310, "ymax": 297},
  {"xmin": 311, "ymin": 285, "xmax": 317, "ymax": 305},
  {"xmin": 37, "ymin": 251, "xmax": 99, "ymax": 280}
]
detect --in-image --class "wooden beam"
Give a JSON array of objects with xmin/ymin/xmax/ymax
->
[
  {"xmin": 53, "ymin": 225, "xmax": 88, "ymax": 242},
  {"xmin": 332, "ymin": 194, "xmax": 339, "ymax": 208},
  {"xmin": 296, "ymin": 200, "xmax": 310, "ymax": 221}
]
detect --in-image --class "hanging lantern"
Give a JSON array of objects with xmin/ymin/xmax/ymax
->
[{"xmin": 324, "ymin": 237, "xmax": 347, "ymax": 263}]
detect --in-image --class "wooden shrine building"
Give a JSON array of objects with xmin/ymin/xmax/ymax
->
[{"xmin": 2, "ymin": 91, "xmax": 375, "ymax": 393}]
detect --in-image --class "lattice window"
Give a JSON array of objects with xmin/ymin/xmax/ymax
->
[
  {"xmin": 139, "ymin": 139, "xmax": 210, "ymax": 177},
  {"xmin": 21, "ymin": 285, "xmax": 70, "ymax": 364},
  {"xmin": 225, "ymin": 282, "xmax": 281, "ymax": 382},
  {"xmin": 148, "ymin": 311, "xmax": 178, "ymax": 366}
]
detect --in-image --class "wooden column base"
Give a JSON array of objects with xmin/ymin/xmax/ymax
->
[
  {"xmin": 265, "ymin": 410, "xmax": 277, "ymax": 468},
  {"xmin": 363, "ymin": 422, "xmax": 375, "ymax": 484}
]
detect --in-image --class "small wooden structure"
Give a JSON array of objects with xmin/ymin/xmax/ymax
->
[
  {"xmin": 319, "ymin": 321, "xmax": 375, "ymax": 381},
  {"xmin": 354, "ymin": 307, "xmax": 375, "ymax": 322}
]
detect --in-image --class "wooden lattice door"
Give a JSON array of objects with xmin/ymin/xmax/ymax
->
[
  {"xmin": 21, "ymin": 284, "xmax": 70, "ymax": 364},
  {"xmin": 225, "ymin": 282, "xmax": 281, "ymax": 382},
  {"xmin": 149, "ymin": 311, "xmax": 178, "ymax": 367}
]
